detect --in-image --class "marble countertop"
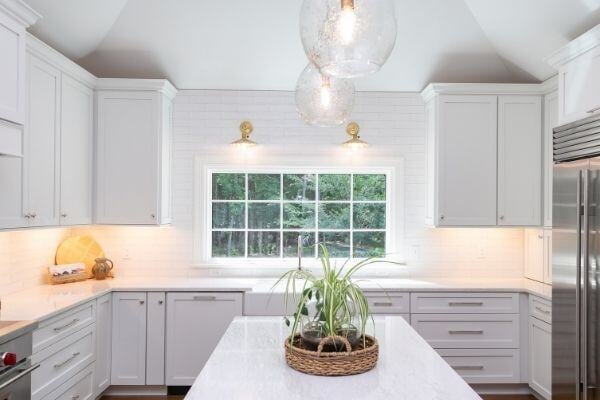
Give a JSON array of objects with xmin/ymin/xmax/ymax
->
[
  {"xmin": 0, "ymin": 276, "xmax": 551, "ymax": 323},
  {"xmin": 186, "ymin": 316, "xmax": 481, "ymax": 400}
]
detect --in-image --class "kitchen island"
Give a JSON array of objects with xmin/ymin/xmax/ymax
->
[{"xmin": 185, "ymin": 316, "xmax": 481, "ymax": 400}]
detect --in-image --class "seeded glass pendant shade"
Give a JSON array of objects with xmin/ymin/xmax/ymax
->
[
  {"xmin": 300, "ymin": 0, "xmax": 397, "ymax": 78},
  {"xmin": 295, "ymin": 63, "xmax": 355, "ymax": 127}
]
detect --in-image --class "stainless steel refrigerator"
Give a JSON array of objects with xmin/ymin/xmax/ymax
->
[{"xmin": 553, "ymin": 113, "xmax": 600, "ymax": 400}]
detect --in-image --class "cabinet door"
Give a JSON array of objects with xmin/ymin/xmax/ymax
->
[
  {"xmin": 95, "ymin": 294, "xmax": 111, "ymax": 396},
  {"xmin": 524, "ymin": 229, "xmax": 544, "ymax": 282},
  {"xmin": 0, "ymin": 122, "xmax": 26, "ymax": 228},
  {"xmin": 96, "ymin": 91, "xmax": 160, "ymax": 225},
  {"xmin": 25, "ymin": 54, "xmax": 60, "ymax": 227},
  {"xmin": 544, "ymin": 92, "xmax": 558, "ymax": 228},
  {"xmin": 560, "ymin": 46, "xmax": 600, "ymax": 124},
  {"xmin": 60, "ymin": 75, "xmax": 93, "ymax": 225},
  {"xmin": 529, "ymin": 317, "xmax": 551, "ymax": 399},
  {"xmin": 146, "ymin": 292, "xmax": 165, "ymax": 385},
  {"xmin": 111, "ymin": 292, "xmax": 147, "ymax": 385},
  {"xmin": 437, "ymin": 95, "xmax": 497, "ymax": 226},
  {"xmin": 165, "ymin": 292, "xmax": 243, "ymax": 386},
  {"xmin": 543, "ymin": 229, "xmax": 552, "ymax": 285},
  {"xmin": 0, "ymin": 11, "xmax": 26, "ymax": 124},
  {"xmin": 498, "ymin": 95, "xmax": 542, "ymax": 226}
]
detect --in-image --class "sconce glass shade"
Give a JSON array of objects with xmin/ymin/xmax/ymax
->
[
  {"xmin": 300, "ymin": 0, "xmax": 397, "ymax": 78},
  {"xmin": 295, "ymin": 63, "xmax": 355, "ymax": 127}
]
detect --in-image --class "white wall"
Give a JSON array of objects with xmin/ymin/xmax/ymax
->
[{"xmin": 71, "ymin": 89, "xmax": 524, "ymax": 279}]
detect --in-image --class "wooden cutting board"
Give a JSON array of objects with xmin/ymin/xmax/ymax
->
[{"xmin": 55, "ymin": 235, "xmax": 105, "ymax": 277}]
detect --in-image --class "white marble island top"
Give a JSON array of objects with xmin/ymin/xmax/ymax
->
[{"xmin": 186, "ymin": 316, "xmax": 481, "ymax": 400}]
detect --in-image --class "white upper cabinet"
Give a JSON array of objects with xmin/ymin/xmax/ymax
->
[
  {"xmin": 0, "ymin": 0, "xmax": 39, "ymax": 125},
  {"xmin": 543, "ymin": 90, "xmax": 558, "ymax": 228},
  {"xmin": 548, "ymin": 25, "xmax": 600, "ymax": 125},
  {"xmin": 25, "ymin": 53, "xmax": 60, "ymax": 227},
  {"xmin": 59, "ymin": 75, "xmax": 93, "ymax": 225},
  {"xmin": 422, "ymin": 84, "xmax": 543, "ymax": 227},
  {"xmin": 95, "ymin": 79, "xmax": 176, "ymax": 225},
  {"xmin": 497, "ymin": 96, "xmax": 542, "ymax": 226}
]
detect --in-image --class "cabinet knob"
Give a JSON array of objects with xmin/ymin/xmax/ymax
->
[
  {"xmin": 499, "ymin": 215, "xmax": 504, "ymax": 221},
  {"xmin": 139, "ymin": 300, "xmax": 145, "ymax": 305},
  {"xmin": 151, "ymin": 214, "xmax": 156, "ymax": 219},
  {"xmin": 61, "ymin": 213, "xmax": 67, "ymax": 218},
  {"xmin": 158, "ymin": 300, "xmax": 164, "ymax": 305},
  {"xmin": 30, "ymin": 212, "xmax": 36, "ymax": 218},
  {"xmin": 538, "ymin": 234, "xmax": 543, "ymax": 239},
  {"xmin": 24, "ymin": 213, "xmax": 31, "ymax": 219},
  {"xmin": 440, "ymin": 215, "xmax": 445, "ymax": 221}
]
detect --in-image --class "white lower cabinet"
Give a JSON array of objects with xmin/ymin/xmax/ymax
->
[
  {"xmin": 529, "ymin": 297, "xmax": 552, "ymax": 399},
  {"xmin": 41, "ymin": 363, "xmax": 94, "ymax": 400},
  {"xmin": 438, "ymin": 349, "xmax": 520, "ymax": 384},
  {"xmin": 94, "ymin": 294, "xmax": 112, "ymax": 396},
  {"xmin": 111, "ymin": 292, "xmax": 147, "ymax": 385},
  {"xmin": 146, "ymin": 292, "xmax": 166, "ymax": 385},
  {"xmin": 165, "ymin": 292, "xmax": 243, "ymax": 385}
]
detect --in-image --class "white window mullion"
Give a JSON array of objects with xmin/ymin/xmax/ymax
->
[
  {"xmin": 244, "ymin": 173, "xmax": 249, "ymax": 258},
  {"xmin": 350, "ymin": 173, "xmax": 354, "ymax": 259}
]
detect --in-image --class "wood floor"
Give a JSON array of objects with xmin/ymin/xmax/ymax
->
[{"xmin": 102, "ymin": 395, "xmax": 536, "ymax": 400}]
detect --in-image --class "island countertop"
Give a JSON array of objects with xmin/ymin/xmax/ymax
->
[{"xmin": 185, "ymin": 316, "xmax": 481, "ymax": 400}]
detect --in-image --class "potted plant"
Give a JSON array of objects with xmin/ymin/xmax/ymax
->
[{"xmin": 277, "ymin": 243, "xmax": 398, "ymax": 376}]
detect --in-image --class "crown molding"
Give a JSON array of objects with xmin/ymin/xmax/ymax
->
[
  {"xmin": 547, "ymin": 24, "xmax": 600, "ymax": 68},
  {"xmin": 26, "ymin": 33, "xmax": 97, "ymax": 88},
  {"xmin": 96, "ymin": 78, "xmax": 178, "ymax": 99},
  {"xmin": 538, "ymin": 75, "xmax": 558, "ymax": 95},
  {"xmin": 420, "ymin": 82, "xmax": 553, "ymax": 102},
  {"xmin": 0, "ymin": 0, "xmax": 40, "ymax": 27}
]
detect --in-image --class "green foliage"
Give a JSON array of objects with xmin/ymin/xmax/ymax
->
[
  {"xmin": 283, "ymin": 232, "xmax": 315, "ymax": 257},
  {"xmin": 353, "ymin": 232, "xmax": 385, "ymax": 258},
  {"xmin": 353, "ymin": 174, "xmax": 386, "ymax": 201},
  {"xmin": 248, "ymin": 232, "xmax": 280, "ymax": 257},
  {"xmin": 212, "ymin": 231, "xmax": 244, "ymax": 257},
  {"xmin": 283, "ymin": 174, "xmax": 315, "ymax": 201},
  {"xmin": 353, "ymin": 203, "xmax": 386, "ymax": 229},
  {"xmin": 318, "ymin": 203, "xmax": 350, "ymax": 229},
  {"xmin": 318, "ymin": 232, "xmax": 350, "ymax": 258},
  {"xmin": 212, "ymin": 173, "xmax": 245, "ymax": 200},
  {"xmin": 248, "ymin": 174, "xmax": 280, "ymax": 200},
  {"xmin": 212, "ymin": 203, "xmax": 245, "ymax": 229},
  {"xmin": 283, "ymin": 203, "xmax": 316, "ymax": 229},
  {"xmin": 319, "ymin": 174, "xmax": 351, "ymax": 200},
  {"xmin": 248, "ymin": 203, "xmax": 280, "ymax": 229}
]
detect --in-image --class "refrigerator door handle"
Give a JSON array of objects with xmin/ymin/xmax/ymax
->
[
  {"xmin": 576, "ymin": 170, "xmax": 583, "ymax": 400},
  {"xmin": 582, "ymin": 169, "xmax": 590, "ymax": 400}
]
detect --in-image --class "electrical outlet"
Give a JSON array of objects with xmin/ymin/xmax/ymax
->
[
  {"xmin": 410, "ymin": 245, "xmax": 420, "ymax": 261},
  {"xmin": 476, "ymin": 245, "xmax": 485, "ymax": 259}
]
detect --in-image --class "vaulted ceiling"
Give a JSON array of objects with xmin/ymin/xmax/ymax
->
[{"xmin": 24, "ymin": 0, "xmax": 600, "ymax": 91}]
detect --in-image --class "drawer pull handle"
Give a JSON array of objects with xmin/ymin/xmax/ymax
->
[
  {"xmin": 587, "ymin": 106, "xmax": 600, "ymax": 114},
  {"xmin": 448, "ymin": 302, "xmax": 483, "ymax": 307},
  {"xmin": 193, "ymin": 296, "xmax": 217, "ymax": 301},
  {"xmin": 448, "ymin": 330, "xmax": 484, "ymax": 335},
  {"xmin": 72, "ymin": 396, "xmax": 80, "ymax": 400},
  {"xmin": 53, "ymin": 318, "xmax": 80, "ymax": 332},
  {"xmin": 452, "ymin": 365, "xmax": 484, "ymax": 371},
  {"xmin": 54, "ymin": 352, "xmax": 81, "ymax": 369},
  {"xmin": 373, "ymin": 302, "xmax": 393, "ymax": 307},
  {"xmin": 535, "ymin": 306, "xmax": 551, "ymax": 315}
]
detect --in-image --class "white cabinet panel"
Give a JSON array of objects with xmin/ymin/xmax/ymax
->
[
  {"xmin": 166, "ymin": 292, "xmax": 243, "ymax": 386},
  {"xmin": 410, "ymin": 292, "xmax": 519, "ymax": 314},
  {"xmin": 41, "ymin": 363, "xmax": 94, "ymax": 400},
  {"xmin": 0, "ymin": 9, "xmax": 26, "ymax": 124},
  {"xmin": 543, "ymin": 229, "xmax": 552, "ymax": 284},
  {"xmin": 0, "ymin": 132, "xmax": 26, "ymax": 228},
  {"xmin": 497, "ymin": 96, "xmax": 542, "ymax": 226},
  {"xmin": 435, "ymin": 95, "xmax": 498, "ymax": 226},
  {"xmin": 529, "ymin": 317, "xmax": 551, "ymax": 399},
  {"xmin": 111, "ymin": 292, "xmax": 147, "ymax": 385},
  {"xmin": 146, "ymin": 292, "xmax": 165, "ymax": 385},
  {"xmin": 544, "ymin": 92, "xmax": 558, "ymax": 228},
  {"xmin": 25, "ymin": 53, "xmax": 60, "ymax": 227},
  {"xmin": 524, "ymin": 229, "xmax": 544, "ymax": 283},
  {"xmin": 59, "ymin": 75, "xmax": 93, "ymax": 225},
  {"xmin": 560, "ymin": 45, "xmax": 600, "ymax": 124},
  {"xmin": 95, "ymin": 294, "xmax": 111, "ymax": 396},
  {"xmin": 365, "ymin": 292, "xmax": 410, "ymax": 314},
  {"xmin": 438, "ymin": 348, "xmax": 520, "ymax": 384}
]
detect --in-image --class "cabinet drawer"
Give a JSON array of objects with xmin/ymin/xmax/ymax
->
[
  {"xmin": 410, "ymin": 314, "xmax": 520, "ymax": 348},
  {"xmin": 410, "ymin": 292, "xmax": 519, "ymax": 314},
  {"xmin": 34, "ymin": 302, "xmax": 95, "ymax": 354},
  {"xmin": 530, "ymin": 295, "xmax": 552, "ymax": 324},
  {"xmin": 41, "ymin": 363, "xmax": 94, "ymax": 400},
  {"xmin": 437, "ymin": 349, "xmax": 520, "ymax": 384},
  {"xmin": 32, "ymin": 324, "xmax": 95, "ymax": 400},
  {"xmin": 366, "ymin": 292, "xmax": 409, "ymax": 314}
]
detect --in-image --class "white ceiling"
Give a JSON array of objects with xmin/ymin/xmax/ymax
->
[{"xmin": 25, "ymin": 0, "xmax": 600, "ymax": 91}]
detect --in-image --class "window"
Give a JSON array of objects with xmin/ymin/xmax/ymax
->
[{"xmin": 209, "ymin": 172, "xmax": 389, "ymax": 259}]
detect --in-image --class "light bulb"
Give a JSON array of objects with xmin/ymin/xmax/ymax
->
[
  {"xmin": 320, "ymin": 77, "xmax": 332, "ymax": 109},
  {"xmin": 339, "ymin": 4, "xmax": 357, "ymax": 45}
]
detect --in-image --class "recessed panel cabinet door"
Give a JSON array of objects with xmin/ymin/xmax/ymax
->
[
  {"xmin": 165, "ymin": 292, "xmax": 243, "ymax": 386},
  {"xmin": 25, "ymin": 54, "xmax": 60, "ymax": 227},
  {"xmin": 498, "ymin": 95, "xmax": 542, "ymax": 226},
  {"xmin": 0, "ymin": 122, "xmax": 26, "ymax": 228},
  {"xmin": 529, "ymin": 317, "xmax": 551, "ymax": 399},
  {"xmin": 60, "ymin": 75, "xmax": 93, "ymax": 225},
  {"xmin": 0, "ymin": 11, "xmax": 26, "ymax": 124},
  {"xmin": 111, "ymin": 292, "xmax": 147, "ymax": 385},
  {"xmin": 96, "ymin": 92, "xmax": 159, "ymax": 224},
  {"xmin": 437, "ymin": 95, "xmax": 497, "ymax": 226},
  {"xmin": 95, "ymin": 294, "xmax": 112, "ymax": 396}
]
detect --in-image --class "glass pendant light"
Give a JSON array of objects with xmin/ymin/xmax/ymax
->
[
  {"xmin": 300, "ymin": 0, "xmax": 397, "ymax": 78},
  {"xmin": 295, "ymin": 63, "xmax": 355, "ymax": 127}
]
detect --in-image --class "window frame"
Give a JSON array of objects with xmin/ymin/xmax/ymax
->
[{"xmin": 193, "ymin": 155, "xmax": 405, "ymax": 270}]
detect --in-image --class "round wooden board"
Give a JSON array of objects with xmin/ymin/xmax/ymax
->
[{"xmin": 55, "ymin": 235, "xmax": 105, "ymax": 277}]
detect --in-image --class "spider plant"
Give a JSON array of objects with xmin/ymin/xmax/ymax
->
[{"xmin": 275, "ymin": 243, "xmax": 399, "ymax": 351}]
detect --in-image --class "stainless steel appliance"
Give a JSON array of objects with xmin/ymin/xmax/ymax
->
[
  {"xmin": 0, "ymin": 322, "xmax": 38, "ymax": 400},
  {"xmin": 553, "ymin": 113, "xmax": 600, "ymax": 399}
]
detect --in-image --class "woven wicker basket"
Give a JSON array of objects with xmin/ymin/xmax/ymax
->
[{"xmin": 284, "ymin": 334, "xmax": 379, "ymax": 376}]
